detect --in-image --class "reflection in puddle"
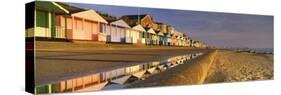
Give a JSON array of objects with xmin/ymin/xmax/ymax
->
[{"xmin": 35, "ymin": 53, "xmax": 203, "ymax": 94}]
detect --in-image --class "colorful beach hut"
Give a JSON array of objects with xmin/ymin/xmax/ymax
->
[
  {"xmin": 56, "ymin": 9, "xmax": 108, "ymax": 41},
  {"xmin": 26, "ymin": 1, "xmax": 69, "ymax": 39},
  {"xmin": 106, "ymin": 19, "xmax": 131, "ymax": 43},
  {"xmin": 156, "ymin": 31, "xmax": 165, "ymax": 45},
  {"xmin": 131, "ymin": 24, "xmax": 146, "ymax": 44},
  {"xmin": 145, "ymin": 28, "xmax": 156, "ymax": 45},
  {"xmin": 163, "ymin": 33, "xmax": 171, "ymax": 46}
]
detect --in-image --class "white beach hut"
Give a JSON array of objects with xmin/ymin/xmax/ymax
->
[
  {"xmin": 107, "ymin": 19, "xmax": 131, "ymax": 43},
  {"xmin": 131, "ymin": 24, "xmax": 146, "ymax": 44}
]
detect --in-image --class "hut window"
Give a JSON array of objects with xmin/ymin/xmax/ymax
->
[
  {"xmin": 36, "ymin": 10, "xmax": 48, "ymax": 28},
  {"xmin": 99, "ymin": 23, "xmax": 105, "ymax": 33}
]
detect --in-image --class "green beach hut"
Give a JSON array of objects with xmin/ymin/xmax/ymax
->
[{"xmin": 26, "ymin": 1, "xmax": 69, "ymax": 39}]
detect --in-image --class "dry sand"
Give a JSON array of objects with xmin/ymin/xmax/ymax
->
[
  {"xmin": 204, "ymin": 50, "xmax": 273, "ymax": 83},
  {"xmin": 126, "ymin": 49, "xmax": 273, "ymax": 88}
]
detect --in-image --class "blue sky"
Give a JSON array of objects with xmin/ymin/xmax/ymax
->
[{"xmin": 68, "ymin": 2, "xmax": 273, "ymax": 48}]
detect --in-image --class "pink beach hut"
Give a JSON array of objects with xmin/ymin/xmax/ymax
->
[{"xmin": 56, "ymin": 10, "xmax": 108, "ymax": 41}]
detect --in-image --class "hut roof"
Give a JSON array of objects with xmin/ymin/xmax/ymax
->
[
  {"xmin": 71, "ymin": 10, "xmax": 108, "ymax": 24},
  {"xmin": 110, "ymin": 19, "xmax": 131, "ymax": 28},
  {"xmin": 132, "ymin": 24, "xmax": 146, "ymax": 32},
  {"xmin": 157, "ymin": 31, "xmax": 164, "ymax": 36},
  {"xmin": 146, "ymin": 28, "xmax": 156, "ymax": 34},
  {"xmin": 164, "ymin": 33, "xmax": 171, "ymax": 37},
  {"xmin": 35, "ymin": 1, "xmax": 69, "ymax": 14},
  {"xmin": 56, "ymin": 2, "xmax": 85, "ymax": 14}
]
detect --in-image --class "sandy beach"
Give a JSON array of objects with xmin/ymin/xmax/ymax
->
[
  {"xmin": 204, "ymin": 50, "xmax": 273, "ymax": 83},
  {"xmin": 34, "ymin": 41, "xmax": 208, "ymax": 86},
  {"xmin": 127, "ymin": 50, "xmax": 273, "ymax": 88},
  {"xmin": 126, "ymin": 50, "xmax": 216, "ymax": 88},
  {"xmin": 33, "ymin": 41, "xmax": 273, "ymax": 89}
]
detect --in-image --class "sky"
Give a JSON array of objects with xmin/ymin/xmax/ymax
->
[{"xmin": 68, "ymin": 2, "xmax": 273, "ymax": 49}]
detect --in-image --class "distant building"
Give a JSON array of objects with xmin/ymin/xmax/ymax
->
[
  {"xmin": 156, "ymin": 22, "xmax": 168, "ymax": 33},
  {"xmin": 167, "ymin": 25, "xmax": 175, "ymax": 34},
  {"xmin": 192, "ymin": 40, "xmax": 208, "ymax": 48},
  {"xmin": 121, "ymin": 14, "xmax": 154, "ymax": 29}
]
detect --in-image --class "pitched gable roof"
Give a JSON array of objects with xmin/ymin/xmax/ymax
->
[
  {"xmin": 164, "ymin": 33, "xmax": 171, "ymax": 37},
  {"xmin": 71, "ymin": 10, "xmax": 108, "ymax": 24},
  {"xmin": 56, "ymin": 2, "xmax": 85, "ymax": 14},
  {"xmin": 110, "ymin": 19, "xmax": 131, "ymax": 28},
  {"xmin": 35, "ymin": 1, "xmax": 69, "ymax": 14},
  {"xmin": 132, "ymin": 24, "xmax": 146, "ymax": 32},
  {"xmin": 157, "ymin": 31, "xmax": 164, "ymax": 36},
  {"xmin": 146, "ymin": 28, "xmax": 156, "ymax": 34}
]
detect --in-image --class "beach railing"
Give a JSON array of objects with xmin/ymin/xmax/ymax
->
[{"xmin": 55, "ymin": 26, "xmax": 66, "ymax": 38}]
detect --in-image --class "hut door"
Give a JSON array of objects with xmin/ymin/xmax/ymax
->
[{"xmin": 50, "ymin": 12, "xmax": 56, "ymax": 38}]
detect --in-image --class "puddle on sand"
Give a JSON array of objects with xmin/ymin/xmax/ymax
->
[{"xmin": 35, "ymin": 52, "xmax": 204, "ymax": 94}]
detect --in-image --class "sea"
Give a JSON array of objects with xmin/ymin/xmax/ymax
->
[
  {"xmin": 229, "ymin": 48, "xmax": 273, "ymax": 54},
  {"xmin": 251, "ymin": 48, "xmax": 274, "ymax": 54}
]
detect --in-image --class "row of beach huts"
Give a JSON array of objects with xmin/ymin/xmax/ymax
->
[{"xmin": 26, "ymin": 1, "xmax": 208, "ymax": 48}]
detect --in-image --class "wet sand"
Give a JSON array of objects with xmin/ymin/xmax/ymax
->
[
  {"xmin": 34, "ymin": 41, "xmax": 209, "ymax": 86},
  {"xmin": 34, "ymin": 41, "xmax": 199, "ymax": 51},
  {"xmin": 204, "ymin": 50, "xmax": 273, "ymax": 83}
]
